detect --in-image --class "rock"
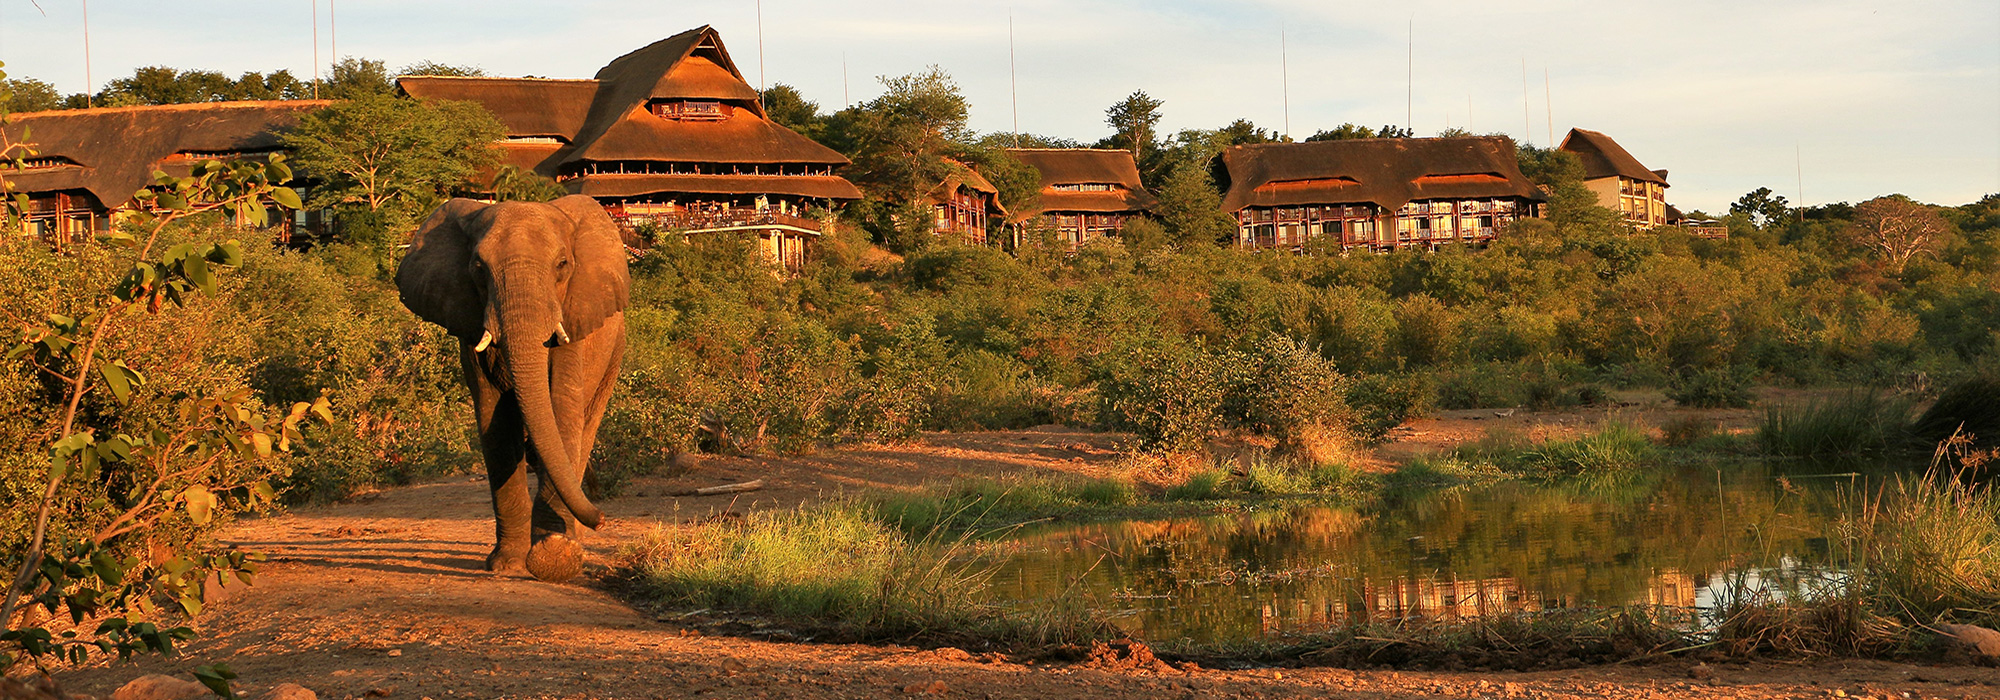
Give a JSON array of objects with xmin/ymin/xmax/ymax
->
[
  {"xmin": 927, "ymin": 647, "xmax": 972, "ymax": 663},
  {"xmin": 109, "ymin": 676, "xmax": 209, "ymax": 700},
  {"xmin": 363, "ymin": 686, "xmax": 395, "ymax": 698},
  {"xmin": 385, "ymin": 648, "xmax": 403, "ymax": 657},
  {"xmin": 1939, "ymin": 623, "xmax": 2000, "ymax": 661},
  {"xmin": 1689, "ymin": 663, "xmax": 1713, "ymax": 680},
  {"xmin": 252, "ymin": 685, "xmax": 318, "ymax": 700}
]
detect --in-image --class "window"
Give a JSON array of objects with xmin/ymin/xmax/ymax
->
[
  {"xmin": 651, "ymin": 100, "xmax": 728, "ymax": 121},
  {"xmin": 1319, "ymin": 220, "xmax": 1341, "ymax": 237}
]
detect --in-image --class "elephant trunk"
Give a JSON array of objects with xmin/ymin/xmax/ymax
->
[{"xmin": 498, "ymin": 282, "xmax": 603, "ymax": 530}]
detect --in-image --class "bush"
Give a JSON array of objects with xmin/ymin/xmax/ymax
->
[
  {"xmin": 1667, "ymin": 366, "xmax": 1756, "ymax": 408},
  {"xmin": 1909, "ymin": 374, "xmax": 2000, "ymax": 450},
  {"xmin": 1094, "ymin": 339, "xmax": 1232, "ymax": 452},
  {"xmin": 1347, "ymin": 373, "xmax": 1433, "ymax": 440}
]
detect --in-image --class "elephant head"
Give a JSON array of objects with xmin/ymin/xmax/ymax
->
[{"xmin": 396, "ymin": 195, "xmax": 629, "ymax": 531}]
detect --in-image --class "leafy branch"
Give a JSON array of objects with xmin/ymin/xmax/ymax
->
[{"xmin": 0, "ymin": 146, "xmax": 324, "ymax": 671}]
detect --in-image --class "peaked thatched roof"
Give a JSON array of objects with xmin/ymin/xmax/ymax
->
[
  {"xmin": 393, "ymin": 25, "xmax": 852, "ymax": 201},
  {"xmin": 1216, "ymin": 136, "xmax": 1542, "ymax": 212},
  {"xmin": 1005, "ymin": 148, "xmax": 1158, "ymax": 219},
  {"xmin": 1559, "ymin": 128, "xmax": 1667, "ymax": 185},
  {"xmin": 1, "ymin": 100, "xmax": 329, "ymax": 207}
]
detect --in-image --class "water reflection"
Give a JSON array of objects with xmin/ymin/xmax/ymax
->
[{"xmin": 986, "ymin": 463, "xmax": 1861, "ymax": 643}]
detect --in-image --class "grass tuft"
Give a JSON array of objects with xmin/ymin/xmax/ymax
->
[{"xmin": 1759, "ymin": 393, "xmax": 1914, "ymax": 459}]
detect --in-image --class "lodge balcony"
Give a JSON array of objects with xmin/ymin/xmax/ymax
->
[{"xmin": 609, "ymin": 205, "xmax": 827, "ymax": 236}]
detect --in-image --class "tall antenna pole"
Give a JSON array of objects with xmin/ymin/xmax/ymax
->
[
  {"xmin": 1521, "ymin": 58, "xmax": 1530, "ymax": 145},
  {"xmin": 1543, "ymin": 67, "xmax": 1554, "ymax": 147},
  {"xmin": 1280, "ymin": 23, "xmax": 1290, "ymax": 140},
  {"xmin": 1405, "ymin": 17, "xmax": 1413, "ymax": 133},
  {"xmin": 842, "ymin": 52, "xmax": 849, "ymax": 108},
  {"xmin": 311, "ymin": 0, "xmax": 320, "ymax": 99},
  {"xmin": 1009, "ymin": 10, "xmax": 1019, "ymax": 146},
  {"xmin": 81, "ymin": 0, "xmax": 92, "ymax": 107},
  {"xmin": 756, "ymin": 0, "xmax": 766, "ymax": 92},
  {"xmin": 330, "ymin": 0, "xmax": 336, "ymax": 65},
  {"xmin": 1467, "ymin": 94, "xmax": 1472, "ymax": 132}
]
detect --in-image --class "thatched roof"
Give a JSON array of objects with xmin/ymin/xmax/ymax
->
[
  {"xmin": 1216, "ymin": 136, "xmax": 1542, "ymax": 212},
  {"xmin": 1559, "ymin": 128, "xmax": 1667, "ymax": 185},
  {"xmin": 392, "ymin": 25, "xmax": 851, "ymax": 198},
  {"xmin": 568, "ymin": 174, "xmax": 861, "ymax": 200},
  {"xmin": 1006, "ymin": 148, "xmax": 1158, "ymax": 219},
  {"xmin": 398, "ymin": 77, "xmax": 597, "ymax": 138},
  {"xmin": 1, "ymin": 100, "xmax": 328, "ymax": 207},
  {"xmin": 927, "ymin": 162, "xmax": 1006, "ymax": 216}
]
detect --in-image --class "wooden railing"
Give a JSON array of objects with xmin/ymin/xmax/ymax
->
[{"xmin": 616, "ymin": 208, "xmax": 825, "ymax": 234}]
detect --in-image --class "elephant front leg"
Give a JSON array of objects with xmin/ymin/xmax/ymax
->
[{"xmin": 468, "ymin": 349, "xmax": 534, "ymax": 576}]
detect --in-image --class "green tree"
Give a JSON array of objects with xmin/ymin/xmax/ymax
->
[
  {"xmin": 840, "ymin": 67, "xmax": 969, "ymax": 203},
  {"xmin": 760, "ymin": 83, "xmax": 823, "ymax": 139},
  {"xmin": 1101, "ymin": 90, "xmax": 1164, "ymax": 162},
  {"xmin": 1731, "ymin": 187, "xmax": 1792, "ymax": 230},
  {"xmin": 281, "ymin": 93, "xmax": 504, "ymax": 214},
  {"xmin": 1153, "ymin": 161, "xmax": 1236, "ymax": 248},
  {"xmin": 1851, "ymin": 195, "xmax": 1948, "ymax": 273},
  {"xmin": 395, "ymin": 61, "xmax": 486, "ymax": 77},
  {"xmin": 2, "ymin": 77, "xmax": 63, "ymax": 112},
  {"xmin": 1305, "ymin": 123, "xmax": 1376, "ymax": 141},
  {"xmin": 326, "ymin": 58, "xmax": 394, "ymax": 99},
  {"xmin": 93, "ymin": 66, "xmax": 312, "ymax": 106}
]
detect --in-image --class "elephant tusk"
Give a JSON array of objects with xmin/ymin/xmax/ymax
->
[
  {"xmin": 555, "ymin": 323, "xmax": 572, "ymax": 345},
  {"xmin": 474, "ymin": 330, "xmax": 495, "ymax": 353}
]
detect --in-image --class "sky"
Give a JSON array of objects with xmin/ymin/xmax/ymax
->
[{"xmin": 1, "ymin": 0, "xmax": 1996, "ymax": 212}]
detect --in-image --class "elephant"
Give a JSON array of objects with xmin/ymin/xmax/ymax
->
[{"xmin": 395, "ymin": 195, "xmax": 629, "ymax": 583}]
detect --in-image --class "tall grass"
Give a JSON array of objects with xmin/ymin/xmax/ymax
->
[
  {"xmin": 1758, "ymin": 393, "xmax": 1914, "ymax": 459},
  {"xmin": 1513, "ymin": 423, "xmax": 1656, "ymax": 475},
  {"xmin": 623, "ymin": 504, "xmax": 1115, "ymax": 644},
  {"xmin": 867, "ymin": 476, "xmax": 1138, "ymax": 537},
  {"xmin": 1846, "ymin": 465, "xmax": 2000, "ymax": 624}
]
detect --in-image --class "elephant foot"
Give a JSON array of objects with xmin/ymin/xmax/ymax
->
[
  {"xmin": 526, "ymin": 534, "xmax": 584, "ymax": 583},
  {"xmin": 486, "ymin": 546, "xmax": 530, "ymax": 578}
]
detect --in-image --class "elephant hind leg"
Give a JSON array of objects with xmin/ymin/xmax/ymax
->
[{"xmin": 526, "ymin": 533, "xmax": 583, "ymax": 583}]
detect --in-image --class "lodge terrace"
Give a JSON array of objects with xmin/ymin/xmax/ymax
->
[
  {"xmin": 1215, "ymin": 136, "xmax": 1546, "ymax": 252},
  {"xmin": 399, "ymin": 25, "xmax": 861, "ymax": 269}
]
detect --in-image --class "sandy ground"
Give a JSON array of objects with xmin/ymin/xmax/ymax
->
[{"xmin": 44, "ymin": 395, "xmax": 2000, "ymax": 699}]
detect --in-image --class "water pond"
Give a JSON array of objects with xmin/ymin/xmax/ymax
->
[{"xmin": 986, "ymin": 463, "xmax": 1874, "ymax": 643}]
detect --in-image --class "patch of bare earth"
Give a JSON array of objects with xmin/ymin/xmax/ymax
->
[{"xmin": 48, "ymin": 421, "xmax": 2000, "ymax": 698}]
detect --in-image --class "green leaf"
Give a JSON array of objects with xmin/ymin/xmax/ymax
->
[
  {"xmin": 269, "ymin": 186, "xmax": 302, "ymax": 210},
  {"xmin": 193, "ymin": 662, "xmax": 238, "ymax": 699},
  {"xmin": 90, "ymin": 549, "xmax": 125, "ymax": 586},
  {"xmin": 182, "ymin": 485, "xmax": 216, "ymax": 525},
  {"xmin": 183, "ymin": 256, "xmax": 214, "ymax": 295},
  {"xmin": 178, "ymin": 595, "xmax": 204, "ymax": 618},
  {"xmin": 99, "ymin": 360, "xmax": 134, "ymax": 403}
]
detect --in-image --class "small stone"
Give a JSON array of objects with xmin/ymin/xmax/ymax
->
[
  {"xmin": 365, "ymin": 687, "xmax": 395, "ymax": 698},
  {"xmin": 110, "ymin": 675, "xmax": 209, "ymax": 700},
  {"xmin": 929, "ymin": 647, "xmax": 973, "ymax": 662},
  {"xmin": 1689, "ymin": 663, "xmax": 1713, "ymax": 681},
  {"xmin": 253, "ymin": 684, "xmax": 318, "ymax": 700},
  {"xmin": 1833, "ymin": 690, "xmax": 1848, "ymax": 698},
  {"xmin": 386, "ymin": 648, "xmax": 403, "ymax": 657}
]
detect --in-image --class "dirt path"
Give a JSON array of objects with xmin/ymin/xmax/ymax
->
[{"xmin": 48, "ymin": 423, "xmax": 2000, "ymax": 699}]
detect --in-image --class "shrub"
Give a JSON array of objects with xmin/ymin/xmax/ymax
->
[
  {"xmin": 1666, "ymin": 366, "xmax": 1756, "ymax": 408},
  {"xmin": 1347, "ymin": 373, "xmax": 1433, "ymax": 440},
  {"xmin": 1094, "ymin": 339, "xmax": 1232, "ymax": 452},
  {"xmin": 1239, "ymin": 335, "xmax": 1354, "ymax": 459},
  {"xmin": 1164, "ymin": 470, "xmax": 1229, "ymax": 501},
  {"xmin": 1909, "ymin": 374, "xmax": 2000, "ymax": 450}
]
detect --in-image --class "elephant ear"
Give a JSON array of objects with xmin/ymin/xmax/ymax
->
[
  {"xmin": 397, "ymin": 198, "xmax": 490, "ymax": 342},
  {"xmin": 550, "ymin": 194, "xmax": 630, "ymax": 341}
]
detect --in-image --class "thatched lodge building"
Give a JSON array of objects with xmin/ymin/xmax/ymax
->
[
  {"xmin": 924, "ymin": 162, "xmax": 1004, "ymax": 245},
  {"xmin": 1, "ymin": 100, "xmax": 328, "ymax": 242},
  {"xmin": 400, "ymin": 25, "xmax": 860, "ymax": 268},
  {"xmin": 1004, "ymin": 148, "xmax": 1157, "ymax": 249},
  {"xmin": 1214, "ymin": 136, "xmax": 1544, "ymax": 252},
  {"xmin": 1558, "ymin": 128, "xmax": 1671, "ymax": 230}
]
